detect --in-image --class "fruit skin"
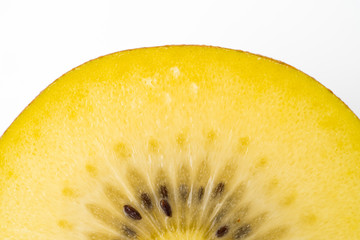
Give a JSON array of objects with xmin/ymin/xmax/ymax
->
[{"xmin": 0, "ymin": 45, "xmax": 360, "ymax": 240}]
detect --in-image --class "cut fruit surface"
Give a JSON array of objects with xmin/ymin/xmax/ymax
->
[{"xmin": 0, "ymin": 45, "xmax": 360, "ymax": 240}]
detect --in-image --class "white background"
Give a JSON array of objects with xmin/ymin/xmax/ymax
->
[{"xmin": 0, "ymin": 0, "xmax": 359, "ymax": 136}]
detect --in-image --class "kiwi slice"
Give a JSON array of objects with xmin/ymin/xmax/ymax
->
[{"xmin": 1, "ymin": 45, "xmax": 360, "ymax": 240}]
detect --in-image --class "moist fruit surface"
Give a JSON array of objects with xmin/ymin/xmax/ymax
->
[{"xmin": 0, "ymin": 45, "xmax": 360, "ymax": 240}]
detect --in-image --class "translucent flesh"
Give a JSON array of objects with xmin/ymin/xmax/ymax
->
[{"xmin": 0, "ymin": 46, "xmax": 360, "ymax": 240}]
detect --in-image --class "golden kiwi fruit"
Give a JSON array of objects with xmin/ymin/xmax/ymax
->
[{"xmin": 0, "ymin": 45, "xmax": 359, "ymax": 240}]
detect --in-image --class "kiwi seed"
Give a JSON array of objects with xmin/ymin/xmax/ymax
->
[
  {"xmin": 123, "ymin": 205, "xmax": 142, "ymax": 220},
  {"xmin": 198, "ymin": 186, "xmax": 205, "ymax": 201},
  {"xmin": 159, "ymin": 199, "xmax": 172, "ymax": 217},
  {"xmin": 234, "ymin": 224, "xmax": 252, "ymax": 239},
  {"xmin": 212, "ymin": 182, "xmax": 225, "ymax": 198},
  {"xmin": 122, "ymin": 225, "xmax": 137, "ymax": 238},
  {"xmin": 140, "ymin": 193, "xmax": 153, "ymax": 210},
  {"xmin": 216, "ymin": 225, "xmax": 229, "ymax": 238},
  {"xmin": 179, "ymin": 184, "xmax": 189, "ymax": 201},
  {"xmin": 159, "ymin": 185, "xmax": 168, "ymax": 199}
]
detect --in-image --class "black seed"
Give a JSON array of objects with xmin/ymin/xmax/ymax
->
[
  {"xmin": 141, "ymin": 193, "xmax": 152, "ymax": 210},
  {"xmin": 159, "ymin": 185, "xmax": 168, "ymax": 199},
  {"xmin": 234, "ymin": 224, "xmax": 251, "ymax": 239},
  {"xmin": 122, "ymin": 225, "xmax": 136, "ymax": 238},
  {"xmin": 213, "ymin": 210, "xmax": 226, "ymax": 223},
  {"xmin": 213, "ymin": 182, "xmax": 225, "ymax": 198},
  {"xmin": 216, "ymin": 225, "xmax": 229, "ymax": 238},
  {"xmin": 123, "ymin": 205, "xmax": 142, "ymax": 220},
  {"xmin": 198, "ymin": 186, "xmax": 204, "ymax": 201},
  {"xmin": 160, "ymin": 199, "xmax": 172, "ymax": 217},
  {"xmin": 179, "ymin": 184, "xmax": 189, "ymax": 201}
]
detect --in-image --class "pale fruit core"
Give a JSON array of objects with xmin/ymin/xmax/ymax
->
[{"xmin": 155, "ymin": 230, "xmax": 205, "ymax": 240}]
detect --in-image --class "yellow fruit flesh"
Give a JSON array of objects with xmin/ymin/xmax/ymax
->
[{"xmin": 0, "ymin": 45, "xmax": 360, "ymax": 240}]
